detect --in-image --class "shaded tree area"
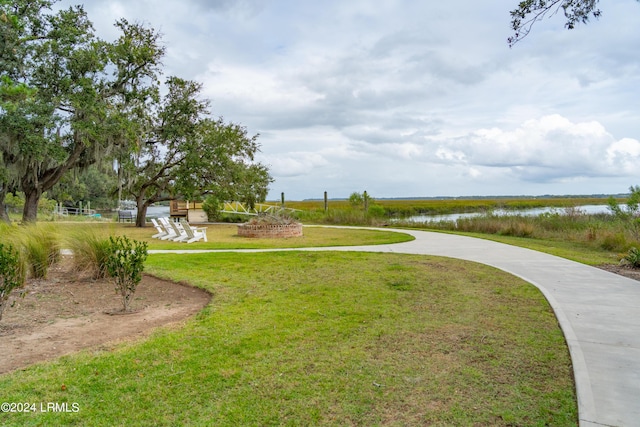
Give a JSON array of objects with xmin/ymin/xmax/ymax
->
[
  {"xmin": 0, "ymin": 0, "xmax": 164, "ymax": 222},
  {"xmin": 508, "ymin": 0, "xmax": 639, "ymax": 46},
  {"xmin": 48, "ymin": 161, "xmax": 118, "ymax": 210},
  {"xmin": 117, "ymin": 78, "xmax": 271, "ymax": 227},
  {"xmin": 1, "ymin": 0, "xmax": 272, "ymax": 224}
]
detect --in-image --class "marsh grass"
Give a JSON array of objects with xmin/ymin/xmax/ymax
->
[
  {"xmin": 284, "ymin": 196, "xmax": 616, "ymax": 217},
  {"xmin": 397, "ymin": 210, "xmax": 639, "ymax": 264},
  {"xmin": 0, "ymin": 251, "xmax": 576, "ymax": 425}
]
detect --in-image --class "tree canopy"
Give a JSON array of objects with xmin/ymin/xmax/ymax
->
[
  {"xmin": 118, "ymin": 77, "xmax": 272, "ymax": 227},
  {"xmin": 508, "ymin": 0, "xmax": 638, "ymax": 46},
  {"xmin": 0, "ymin": 0, "xmax": 164, "ymax": 222},
  {"xmin": 1, "ymin": 0, "xmax": 272, "ymax": 224}
]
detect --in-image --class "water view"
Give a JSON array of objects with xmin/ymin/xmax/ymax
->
[{"xmin": 400, "ymin": 204, "xmax": 615, "ymax": 223}]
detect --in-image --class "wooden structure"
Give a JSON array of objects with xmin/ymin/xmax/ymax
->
[{"xmin": 169, "ymin": 201, "xmax": 207, "ymax": 223}]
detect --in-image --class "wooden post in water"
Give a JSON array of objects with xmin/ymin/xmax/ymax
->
[{"xmin": 324, "ymin": 191, "xmax": 328, "ymax": 213}]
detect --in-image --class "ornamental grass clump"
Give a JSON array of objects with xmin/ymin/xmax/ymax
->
[
  {"xmin": 105, "ymin": 236, "xmax": 148, "ymax": 312},
  {"xmin": 66, "ymin": 230, "xmax": 112, "ymax": 279},
  {"xmin": 20, "ymin": 225, "xmax": 60, "ymax": 279},
  {"xmin": 0, "ymin": 243, "xmax": 25, "ymax": 322}
]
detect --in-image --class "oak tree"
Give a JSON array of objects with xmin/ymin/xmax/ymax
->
[
  {"xmin": 0, "ymin": 0, "xmax": 163, "ymax": 222},
  {"xmin": 118, "ymin": 77, "xmax": 272, "ymax": 227}
]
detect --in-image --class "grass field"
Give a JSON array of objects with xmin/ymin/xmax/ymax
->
[
  {"xmin": 0, "ymin": 249, "xmax": 577, "ymax": 426},
  {"xmin": 37, "ymin": 222, "xmax": 413, "ymax": 250}
]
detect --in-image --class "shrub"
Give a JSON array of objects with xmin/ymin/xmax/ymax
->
[
  {"xmin": 348, "ymin": 192, "xmax": 364, "ymax": 208},
  {"xmin": 246, "ymin": 211, "xmax": 300, "ymax": 226},
  {"xmin": 621, "ymin": 247, "xmax": 640, "ymax": 269},
  {"xmin": 105, "ymin": 236, "xmax": 148, "ymax": 312},
  {"xmin": 600, "ymin": 232, "xmax": 628, "ymax": 252},
  {"xmin": 202, "ymin": 195, "xmax": 223, "ymax": 222},
  {"xmin": 367, "ymin": 204, "xmax": 386, "ymax": 218},
  {"xmin": 608, "ymin": 187, "xmax": 640, "ymax": 240},
  {"xmin": 0, "ymin": 243, "xmax": 25, "ymax": 322}
]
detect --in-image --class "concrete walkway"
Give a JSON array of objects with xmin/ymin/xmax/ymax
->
[{"xmin": 152, "ymin": 228, "xmax": 640, "ymax": 427}]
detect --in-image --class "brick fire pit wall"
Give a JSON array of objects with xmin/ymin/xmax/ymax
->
[{"xmin": 237, "ymin": 223, "xmax": 303, "ymax": 238}]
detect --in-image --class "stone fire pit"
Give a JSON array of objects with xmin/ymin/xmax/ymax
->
[{"xmin": 237, "ymin": 213, "xmax": 303, "ymax": 238}]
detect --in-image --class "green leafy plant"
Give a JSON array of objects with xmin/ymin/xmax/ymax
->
[
  {"xmin": 202, "ymin": 195, "xmax": 223, "ymax": 222},
  {"xmin": 621, "ymin": 247, "xmax": 640, "ymax": 269},
  {"xmin": 105, "ymin": 236, "xmax": 148, "ymax": 312},
  {"xmin": 0, "ymin": 243, "xmax": 25, "ymax": 322},
  {"xmin": 608, "ymin": 186, "xmax": 640, "ymax": 240},
  {"xmin": 348, "ymin": 191, "xmax": 364, "ymax": 208}
]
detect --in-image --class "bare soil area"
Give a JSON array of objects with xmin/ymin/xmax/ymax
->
[
  {"xmin": 597, "ymin": 263, "xmax": 640, "ymax": 282},
  {"xmin": 0, "ymin": 256, "xmax": 211, "ymax": 375}
]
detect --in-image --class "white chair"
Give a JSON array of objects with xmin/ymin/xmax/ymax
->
[
  {"xmin": 158, "ymin": 217, "xmax": 181, "ymax": 241},
  {"xmin": 150, "ymin": 218, "xmax": 168, "ymax": 239},
  {"xmin": 179, "ymin": 219, "xmax": 207, "ymax": 243}
]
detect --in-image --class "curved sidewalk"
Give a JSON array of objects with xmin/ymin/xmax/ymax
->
[{"xmin": 152, "ymin": 228, "xmax": 640, "ymax": 427}]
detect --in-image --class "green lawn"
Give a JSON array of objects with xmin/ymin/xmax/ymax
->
[
  {"xmin": 0, "ymin": 249, "xmax": 577, "ymax": 426},
  {"xmin": 47, "ymin": 222, "xmax": 414, "ymax": 249}
]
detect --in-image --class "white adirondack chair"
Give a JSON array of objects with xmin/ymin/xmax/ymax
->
[
  {"xmin": 158, "ymin": 217, "xmax": 181, "ymax": 241},
  {"xmin": 167, "ymin": 218, "xmax": 188, "ymax": 241},
  {"xmin": 150, "ymin": 218, "xmax": 168, "ymax": 239},
  {"xmin": 179, "ymin": 219, "xmax": 207, "ymax": 243}
]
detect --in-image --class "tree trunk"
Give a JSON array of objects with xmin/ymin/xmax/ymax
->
[
  {"xmin": 0, "ymin": 188, "xmax": 10, "ymax": 223},
  {"xmin": 135, "ymin": 197, "xmax": 149, "ymax": 228},
  {"xmin": 22, "ymin": 187, "xmax": 42, "ymax": 223}
]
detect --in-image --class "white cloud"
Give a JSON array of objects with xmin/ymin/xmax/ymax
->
[
  {"xmin": 261, "ymin": 152, "xmax": 328, "ymax": 178},
  {"xmin": 432, "ymin": 115, "xmax": 640, "ymax": 182},
  {"xmin": 55, "ymin": 0, "xmax": 640, "ymax": 199}
]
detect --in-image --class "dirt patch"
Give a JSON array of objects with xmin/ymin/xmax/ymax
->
[
  {"xmin": 0, "ymin": 256, "xmax": 211, "ymax": 375},
  {"xmin": 597, "ymin": 263, "xmax": 640, "ymax": 282}
]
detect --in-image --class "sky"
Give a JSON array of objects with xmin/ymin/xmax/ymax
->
[{"xmin": 57, "ymin": 0, "xmax": 640, "ymax": 200}]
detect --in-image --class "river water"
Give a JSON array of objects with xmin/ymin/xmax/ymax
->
[{"xmin": 400, "ymin": 204, "xmax": 615, "ymax": 223}]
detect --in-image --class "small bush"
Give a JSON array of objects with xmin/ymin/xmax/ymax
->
[
  {"xmin": 246, "ymin": 211, "xmax": 300, "ymax": 226},
  {"xmin": 600, "ymin": 232, "xmax": 628, "ymax": 252},
  {"xmin": 202, "ymin": 195, "xmax": 223, "ymax": 222},
  {"xmin": 367, "ymin": 204, "xmax": 386, "ymax": 218},
  {"xmin": 621, "ymin": 247, "xmax": 640, "ymax": 269},
  {"xmin": 0, "ymin": 243, "xmax": 25, "ymax": 321},
  {"xmin": 105, "ymin": 236, "xmax": 148, "ymax": 312}
]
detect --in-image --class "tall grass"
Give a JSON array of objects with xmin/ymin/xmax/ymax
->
[
  {"xmin": 399, "ymin": 210, "xmax": 638, "ymax": 255},
  {"xmin": 9, "ymin": 224, "xmax": 61, "ymax": 279},
  {"xmin": 65, "ymin": 229, "xmax": 113, "ymax": 279},
  {"xmin": 283, "ymin": 196, "xmax": 619, "ymax": 218}
]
